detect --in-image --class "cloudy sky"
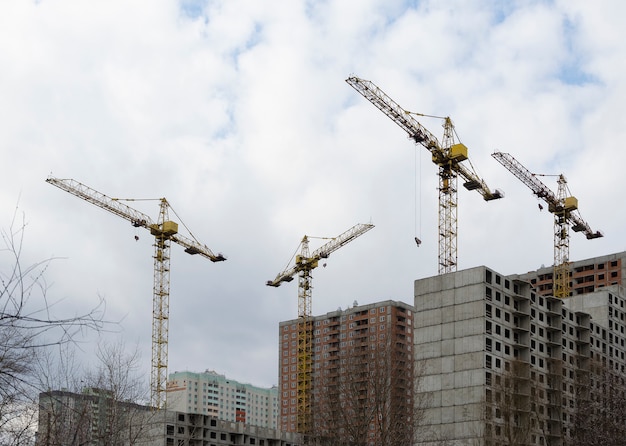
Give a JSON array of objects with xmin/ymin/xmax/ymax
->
[{"xmin": 1, "ymin": 0, "xmax": 624, "ymax": 391}]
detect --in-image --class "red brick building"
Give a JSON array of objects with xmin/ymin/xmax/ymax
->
[
  {"xmin": 517, "ymin": 251, "xmax": 626, "ymax": 297},
  {"xmin": 278, "ymin": 300, "xmax": 414, "ymax": 444}
]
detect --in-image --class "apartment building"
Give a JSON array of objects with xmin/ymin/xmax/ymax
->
[
  {"xmin": 37, "ymin": 388, "xmax": 299, "ymax": 446},
  {"xmin": 278, "ymin": 300, "xmax": 415, "ymax": 443},
  {"xmin": 413, "ymin": 260, "xmax": 626, "ymax": 445},
  {"xmin": 167, "ymin": 370, "xmax": 279, "ymax": 429},
  {"xmin": 518, "ymin": 251, "xmax": 626, "ymax": 297},
  {"xmin": 36, "ymin": 387, "xmax": 157, "ymax": 445}
]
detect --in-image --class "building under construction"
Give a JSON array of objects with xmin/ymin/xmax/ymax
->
[
  {"xmin": 517, "ymin": 251, "xmax": 626, "ymax": 297},
  {"xmin": 413, "ymin": 251, "xmax": 626, "ymax": 445},
  {"xmin": 37, "ymin": 388, "xmax": 301, "ymax": 446}
]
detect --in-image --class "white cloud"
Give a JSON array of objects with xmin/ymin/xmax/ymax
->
[{"xmin": 0, "ymin": 0, "xmax": 623, "ymax": 389}]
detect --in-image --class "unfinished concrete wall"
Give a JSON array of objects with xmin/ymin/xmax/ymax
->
[{"xmin": 414, "ymin": 266, "xmax": 486, "ymax": 445}]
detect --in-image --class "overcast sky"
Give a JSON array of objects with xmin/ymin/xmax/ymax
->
[{"xmin": 1, "ymin": 0, "xmax": 624, "ymax": 391}]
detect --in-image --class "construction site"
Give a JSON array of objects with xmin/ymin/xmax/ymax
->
[
  {"xmin": 3, "ymin": 1, "xmax": 624, "ymax": 446},
  {"xmin": 36, "ymin": 74, "xmax": 619, "ymax": 446}
]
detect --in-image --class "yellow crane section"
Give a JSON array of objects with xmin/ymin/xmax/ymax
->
[
  {"xmin": 46, "ymin": 176, "xmax": 226, "ymax": 409},
  {"xmin": 346, "ymin": 76, "xmax": 503, "ymax": 274},
  {"xmin": 267, "ymin": 223, "xmax": 374, "ymax": 436},
  {"xmin": 491, "ymin": 152, "xmax": 602, "ymax": 298}
]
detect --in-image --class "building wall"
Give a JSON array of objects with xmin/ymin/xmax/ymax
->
[
  {"xmin": 414, "ymin": 267, "xmax": 489, "ymax": 444},
  {"xmin": 159, "ymin": 411, "xmax": 301, "ymax": 446},
  {"xmin": 167, "ymin": 370, "xmax": 279, "ymax": 429},
  {"xmin": 565, "ymin": 286, "xmax": 626, "ymax": 377}
]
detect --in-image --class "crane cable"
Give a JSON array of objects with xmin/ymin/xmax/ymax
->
[
  {"xmin": 168, "ymin": 201, "xmax": 201, "ymax": 244},
  {"xmin": 281, "ymin": 239, "xmax": 305, "ymax": 273},
  {"xmin": 414, "ymin": 146, "xmax": 422, "ymax": 247},
  {"xmin": 406, "ymin": 109, "xmax": 446, "ymax": 248}
]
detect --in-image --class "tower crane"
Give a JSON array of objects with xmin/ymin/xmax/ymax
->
[
  {"xmin": 491, "ymin": 152, "xmax": 603, "ymax": 298},
  {"xmin": 346, "ymin": 76, "xmax": 503, "ymax": 274},
  {"xmin": 267, "ymin": 223, "xmax": 374, "ymax": 435},
  {"xmin": 46, "ymin": 176, "xmax": 226, "ymax": 409}
]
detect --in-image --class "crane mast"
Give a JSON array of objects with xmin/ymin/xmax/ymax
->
[
  {"xmin": 491, "ymin": 152, "xmax": 602, "ymax": 298},
  {"xmin": 46, "ymin": 176, "xmax": 226, "ymax": 409},
  {"xmin": 346, "ymin": 76, "xmax": 503, "ymax": 274},
  {"xmin": 267, "ymin": 223, "xmax": 374, "ymax": 436}
]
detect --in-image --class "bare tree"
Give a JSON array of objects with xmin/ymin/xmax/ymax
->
[
  {"xmin": 36, "ymin": 341, "xmax": 159, "ymax": 446},
  {"xmin": 312, "ymin": 339, "xmax": 372, "ymax": 445},
  {"xmin": 481, "ymin": 357, "xmax": 576, "ymax": 446},
  {"xmin": 311, "ymin": 333, "xmax": 416, "ymax": 446},
  {"xmin": 569, "ymin": 357, "xmax": 626, "ymax": 446},
  {"xmin": 0, "ymin": 208, "xmax": 107, "ymax": 444},
  {"xmin": 85, "ymin": 341, "xmax": 154, "ymax": 446}
]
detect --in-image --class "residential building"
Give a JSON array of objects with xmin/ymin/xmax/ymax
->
[
  {"xmin": 167, "ymin": 370, "xmax": 279, "ymax": 429},
  {"xmin": 36, "ymin": 387, "xmax": 158, "ymax": 446},
  {"xmin": 278, "ymin": 300, "xmax": 415, "ymax": 444},
  {"xmin": 518, "ymin": 251, "xmax": 626, "ymax": 297},
  {"xmin": 413, "ymin": 256, "xmax": 626, "ymax": 445},
  {"xmin": 36, "ymin": 388, "xmax": 300, "ymax": 446}
]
